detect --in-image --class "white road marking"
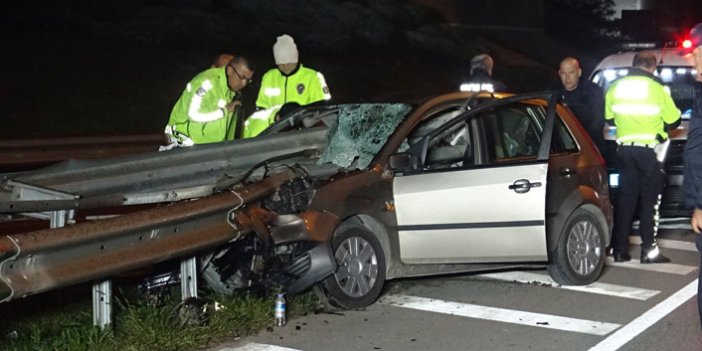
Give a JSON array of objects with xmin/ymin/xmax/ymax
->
[
  {"xmin": 629, "ymin": 237, "xmax": 698, "ymax": 252},
  {"xmin": 605, "ymin": 257, "xmax": 698, "ymax": 275},
  {"xmin": 379, "ymin": 294, "xmax": 621, "ymax": 336},
  {"xmin": 219, "ymin": 343, "xmax": 302, "ymax": 351},
  {"xmin": 588, "ymin": 279, "xmax": 699, "ymax": 351},
  {"xmin": 477, "ymin": 271, "xmax": 660, "ymax": 301}
]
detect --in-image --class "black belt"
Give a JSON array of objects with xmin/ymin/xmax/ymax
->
[{"xmin": 618, "ymin": 142, "xmax": 655, "ymax": 148}]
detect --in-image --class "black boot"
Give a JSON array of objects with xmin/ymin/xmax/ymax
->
[{"xmin": 613, "ymin": 252, "xmax": 632, "ymax": 262}]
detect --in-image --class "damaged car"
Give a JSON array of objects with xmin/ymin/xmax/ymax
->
[{"xmin": 198, "ymin": 91, "xmax": 614, "ymax": 309}]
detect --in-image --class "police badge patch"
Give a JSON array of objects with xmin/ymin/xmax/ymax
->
[{"xmin": 297, "ymin": 83, "xmax": 305, "ymax": 95}]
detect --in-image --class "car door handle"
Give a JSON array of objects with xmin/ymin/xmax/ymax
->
[
  {"xmin": 559, "ymin": 167, "xmax": 577, "ymax": 177},
  {"xmin": 508, "ymin": 179, "xmax": 542, "ymax": 194}
]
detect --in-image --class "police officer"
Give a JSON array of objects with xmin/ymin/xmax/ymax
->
[
  {"xmin": 245, "ymin": 34, "xmax": 331, "ymax": 138},
  {"xmin": 164, "ymin": 55, "xmax": 254, "ymax": 147},
  {"xmin": 682, "ymin": 22, "xmax": 702, "ymax": 327},
  {"xmin": 459, "ymin": 54, "xmax": 508, "ymax": 93},
  {"xmin": 606, "ymin": 50, "xmax": 681, "ymax": 263}
]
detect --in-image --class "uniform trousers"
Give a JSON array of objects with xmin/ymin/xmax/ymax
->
[{"xmin": 610, "ymin": 145, "xmax": 665, "ymax": 254}]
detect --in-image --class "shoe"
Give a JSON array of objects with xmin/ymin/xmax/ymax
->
[
  {"xmin": 640, "ymin": 246, "xmax": 671, "ymax": 264},
  {"xmin": 613, "ymin": 252, "xmax": 631, "ymax": 262},
  {"xmin": 640, "ymin": 254, "xmax": 671, "ymax": 264}
]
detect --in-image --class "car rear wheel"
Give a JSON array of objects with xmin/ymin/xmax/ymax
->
[
  {"xmin": 317, "ymin": 225, "xmax": 386, "ymax": 309},
  {"xmin": 547, "ymin": 208, "xmax": 606, "ymax": 285}
]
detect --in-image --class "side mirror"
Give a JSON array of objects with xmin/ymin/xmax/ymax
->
[{"xmin": 389, "ymin": 153, "xmax": 413, "ymax": 170}]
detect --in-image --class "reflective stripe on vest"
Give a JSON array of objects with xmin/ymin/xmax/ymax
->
[
  {"xmin": 610, "ymin": 79, "xmax": 661, "ymax": 115},
  {"xmin": 616, "ymin": 134, "xmax": 658, "ymax": 144},
  {"xmin": 459, "ymin": 82, "xmax": 494, "ymax": 92},
  {"xmin": 188, "ymin": 79, "xmax": 225, "ymax": 122},
  {"xmin": 264, "ymin": 87, "xmax": 281, "ymax": 97}
]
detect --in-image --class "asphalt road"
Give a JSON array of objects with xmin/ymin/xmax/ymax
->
[{"xmin": 207, "ymin": 219, "xmax": 702, "ymax": 351}]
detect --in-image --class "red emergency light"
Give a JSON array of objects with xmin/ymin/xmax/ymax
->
[{"xmin": 682, "ymin": 39, "xmax": 693, "ymax": 49}]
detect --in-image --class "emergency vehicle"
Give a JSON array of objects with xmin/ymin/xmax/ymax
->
[{"xmin": 590, "ymin": 43, "xmax": 697, "ymax": 217}]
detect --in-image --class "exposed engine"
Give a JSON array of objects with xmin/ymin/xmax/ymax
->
[
  {"xmin": 263, "ymin": 176, "xmax": 316, "ymax": 214},
  {"xmin": 200, "ymin": 175, "xmax": 328, "ymax": 295}
]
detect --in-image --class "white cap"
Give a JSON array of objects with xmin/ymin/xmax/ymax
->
[{"xmin": 273, "ymin": 34, "xmax": 299, "ymax": 65}]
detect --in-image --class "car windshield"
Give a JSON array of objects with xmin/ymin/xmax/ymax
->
[
  {"xmin": 591, "ymin": 66, "xmax": 697, "ymax": 119},
  {"xmin": 319, "ymin": 103, "xmax": 412, "ymax": 169}
]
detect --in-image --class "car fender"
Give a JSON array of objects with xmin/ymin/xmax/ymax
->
[{"xmin": 547, "ymin": 188, "xmax": 611, "ymax": 254}]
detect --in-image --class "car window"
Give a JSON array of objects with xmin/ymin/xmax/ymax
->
[
  {"xmin": 477, "ymin": 103, "xmax": 543, "ymax": 164},
  {"xmin": 552, "ymin": 111, "xmax": 579, "ymax": 153},
  {"xmin": 407, "ymin": 107, "xmax": 464, "ymax": 144},
  {"xmin": 423, "ymin": 120, "xmax": 471, "ymax": 170}
]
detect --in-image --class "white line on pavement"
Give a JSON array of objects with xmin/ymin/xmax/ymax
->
[
  {"xmin": 605, "ymin": 257, "xmax": 698, "ymax": 275},
  {"xmin": 379, "ymin": 294, "xmax": 621, "ymax": 336},
  {"xmin": 629, "ymin": 237, "xmax": 698, "ymax": 252},
  {"xmin": 219, "ymin": 343, "xmax": 303, "ymax": 351},
  {"xmin": 588, "ymin": 279, "xmax": 699, "ymax": 351},
  {"xmin": 477, "ymin": 271, "xmax": 660, "ymax": 301}
]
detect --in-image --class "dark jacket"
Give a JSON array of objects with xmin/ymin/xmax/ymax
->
[
  {"xmin": 684, "ymin": 81, "xmax": 702, "ymax": 210},
  {"xmin": 557, "ymin": 79, "xmax": 606, "ymax": 154}
]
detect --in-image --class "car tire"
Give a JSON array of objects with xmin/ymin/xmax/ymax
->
[
  {"xmin": 317, "ymin": 225, "xmax": 386, "ymax": 309},
  {"xmin": 547, "ymin": 207, "xmax": 606, "ymax": 285}
]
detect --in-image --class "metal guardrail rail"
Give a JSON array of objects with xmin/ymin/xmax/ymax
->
[
  {"xmin": 0, "ymin": 169, "xmax": 297, "ymax": 303},
  {"xmin": 0, "ymin": 134, "xmax": 164, "ymax": 172},
  {"xmin": 0, "ymin": 128, "xmax": 329, "ymax": 213}
]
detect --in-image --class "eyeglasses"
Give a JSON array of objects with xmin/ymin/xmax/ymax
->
[{"xmin": 229, "ymin": 63, "xmax": 253, "ymax": 84}]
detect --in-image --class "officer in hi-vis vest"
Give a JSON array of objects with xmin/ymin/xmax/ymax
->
[
  {"xmin": 244, "ymin": 34, "xmax": 331, "ymax": 138},
  {"xmin": 605, "ymin": 50, "xmax": 681, "ymax": 264}
]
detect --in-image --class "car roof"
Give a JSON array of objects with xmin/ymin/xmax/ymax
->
[{"xmin": 592, "ymin": 48, "xmax": 694, "ymax": 73}]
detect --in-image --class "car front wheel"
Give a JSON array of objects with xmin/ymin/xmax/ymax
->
[
  {"xmin": 317, "ymin": 225, "xmax": 386, "ymax": 309},
  {"xmin": 547, "ymin": 207, "xmax": 607, "ymax": 285}
]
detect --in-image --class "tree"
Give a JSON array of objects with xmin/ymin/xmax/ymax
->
[{"xmin": 544, "ymin": 0, "xmax": 616, "ymax": 56}]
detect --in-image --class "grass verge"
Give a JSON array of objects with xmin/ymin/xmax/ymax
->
[{"xmin": 0, "ymin": 286, "xmax": 320, "ymax": 351}]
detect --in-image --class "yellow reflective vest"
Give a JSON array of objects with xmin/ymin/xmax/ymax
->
[
  {"xmin": 246, "ymin": 65, "xmax": 330, "ymax": 138},
  {"xmin": 166, "ymin": 67, "xmax": 237, "ymax": 145},
  {"xmin": 605, "ymin": 70, "xmax": 680, "ymax": 145},
  {"xmin": 242, "ymin": 106, "xmax": 281, "ymax": 139}
]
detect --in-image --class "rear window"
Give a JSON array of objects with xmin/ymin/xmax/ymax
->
[{"xmin": 591, "ymin": 66, "xmax": 697, "ymax": 119}]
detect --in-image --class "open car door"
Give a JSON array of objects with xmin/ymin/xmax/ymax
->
[{"xmin": 392, "ymin": 94, "xmax": 558, "ymax": 264}]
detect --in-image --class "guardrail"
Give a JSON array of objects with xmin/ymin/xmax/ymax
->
[
  {"xmin": 0, "ymin": 134, "xmax": 164, "ymax": 172},
  {"xmin": 0, "ymin": 169, "xmax": 297, "ymax": 303},
  {"xmin": 0, "ymin": 128, "xmax": 329, "ymax": 213}
]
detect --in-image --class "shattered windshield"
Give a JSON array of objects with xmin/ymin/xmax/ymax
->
[{"xmin": 319, "ymin": 103, "xmax": 412, "ymax": 169}]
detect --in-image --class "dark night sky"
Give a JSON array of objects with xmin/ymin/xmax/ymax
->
[{"xmin": 2, "ymin": 0, "xmax": 696, "ymax": 139}]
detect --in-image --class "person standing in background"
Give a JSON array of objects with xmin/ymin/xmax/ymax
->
[
  {"xmin": 459, "ymin": 54, "xmax": 508, "ymax": 93},
  {"xmin": 556, "ymin": 57, "xmax": 606, "ymax": 155},
  {"xmin": 606, "ymin": 50, "xmax": 681, "ymax": 264},
  {"xmin": 682, "ymin": 22, "xmax": 702, "ymax": 328}
]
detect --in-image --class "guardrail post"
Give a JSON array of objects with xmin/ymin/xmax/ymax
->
[
  {"xmin": 49, "ymin": 210, "xmax": 68, "ymax": 228},
  {"xmin": 181, "ymin": 257, "xmax": 198, "ymax": 299},
  {"xmin": 47, "ymin": 209, "xmax": 113, "ymax": 329},
  {"xmin": 92, "ymin": 280, "xmax": 112, "ymax": 329}
]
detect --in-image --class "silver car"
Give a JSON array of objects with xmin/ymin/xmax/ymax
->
[{"xmin": 245, "ymin": 92, "xmax": 614, "ymax": 308}]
